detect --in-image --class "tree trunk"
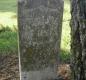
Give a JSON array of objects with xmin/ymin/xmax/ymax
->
[
  {"xmin": 70, "ymin": 0, "xmax": 86, "ymax": 80},
  {"xmin": 18, "ymin": 0, "xmax": 63, "ymax": 80}
]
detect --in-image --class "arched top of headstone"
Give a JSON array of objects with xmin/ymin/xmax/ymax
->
[{"xmin": 18, "ymin": 0, "xmax": 63, "ymax": 9}]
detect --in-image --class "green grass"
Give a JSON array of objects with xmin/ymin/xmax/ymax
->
[
  {"xmin": 0, "ymin": 30, "xmax": 18, "ymax": 54},
  {"xmin": 0, "ymin": 0, "xmax": 18, "ymax": 54},
  {"xmin": 0, "ymin": 0, "xmax": 17, "ymax": 12},
  {"xmin": 60, "ymin": 0, "xmax": 71, "ymax": 62},
  {"xmin": 0, "ymin": 0, "xmax": 71, "ymax": 61}
]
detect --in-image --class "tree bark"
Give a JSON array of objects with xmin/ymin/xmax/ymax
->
[
  {"xmin": 70, "ymin": 0, "xmax": 86, "ymax": 80},
  {"xmin": 18, "ymin": 0, "xmax": 63, "ymax": 80}
]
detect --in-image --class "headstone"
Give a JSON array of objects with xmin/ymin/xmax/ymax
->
[{"xmin": 18, "ymin": 0, "xmax": 63, "ymax": 80}]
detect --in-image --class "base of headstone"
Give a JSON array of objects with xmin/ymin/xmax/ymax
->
[{"xmin": 21, "ymin": 67, "xmax": 57, "ymax": 80}]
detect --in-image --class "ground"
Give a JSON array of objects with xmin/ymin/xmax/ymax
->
[
  {"xmin": 0, "ymin": 54, "xmax": 19, "ymax": 80},
  {"xmin": 57, "ymin": 64, "xmax": 71, "ymax": 80}
]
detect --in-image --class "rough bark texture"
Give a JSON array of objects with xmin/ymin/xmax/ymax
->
[
  {"xmin": 70, "ymin": 0, "xmax": 86, "ymax": 80},
  {"xmin": 18, "ymin": 0, "xmax": 63, "ymax": 80}
]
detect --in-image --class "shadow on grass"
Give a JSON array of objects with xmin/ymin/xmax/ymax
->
[{"xmin": 60, "ymin": 49, "xmax": 71, "ymax": 64}]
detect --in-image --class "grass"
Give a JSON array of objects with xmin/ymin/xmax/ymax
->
[
  {"xmin": 0, "ymin": 0, "xmax": 17, "ymax": 54},
  {"xmin": 60, "ymin": 0, "xmax": 71, "ymax": 62},
  {"xmin": 0, "ymin": 30, "xmax": 18, "ymax": 54},
  {"xmin": 0, "ymin": 0, "xmax": 17, "ymax": 12},
  {"xmin": 0, "ymin": 0, "xmax": 17, "ymax": 29},
  {"xmin": 0, "ymin": 0, "xmax": 71, "ymax": 62}
]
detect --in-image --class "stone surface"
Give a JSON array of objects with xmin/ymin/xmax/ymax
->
[{"xmin": 18, "ymin": 0, "xmax": 63, "ymax": 80}]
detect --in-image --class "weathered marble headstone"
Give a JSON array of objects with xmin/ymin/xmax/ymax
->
[{"xmin": 18, "ymin": 0, "xmax": 63, "ymax": 80}]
